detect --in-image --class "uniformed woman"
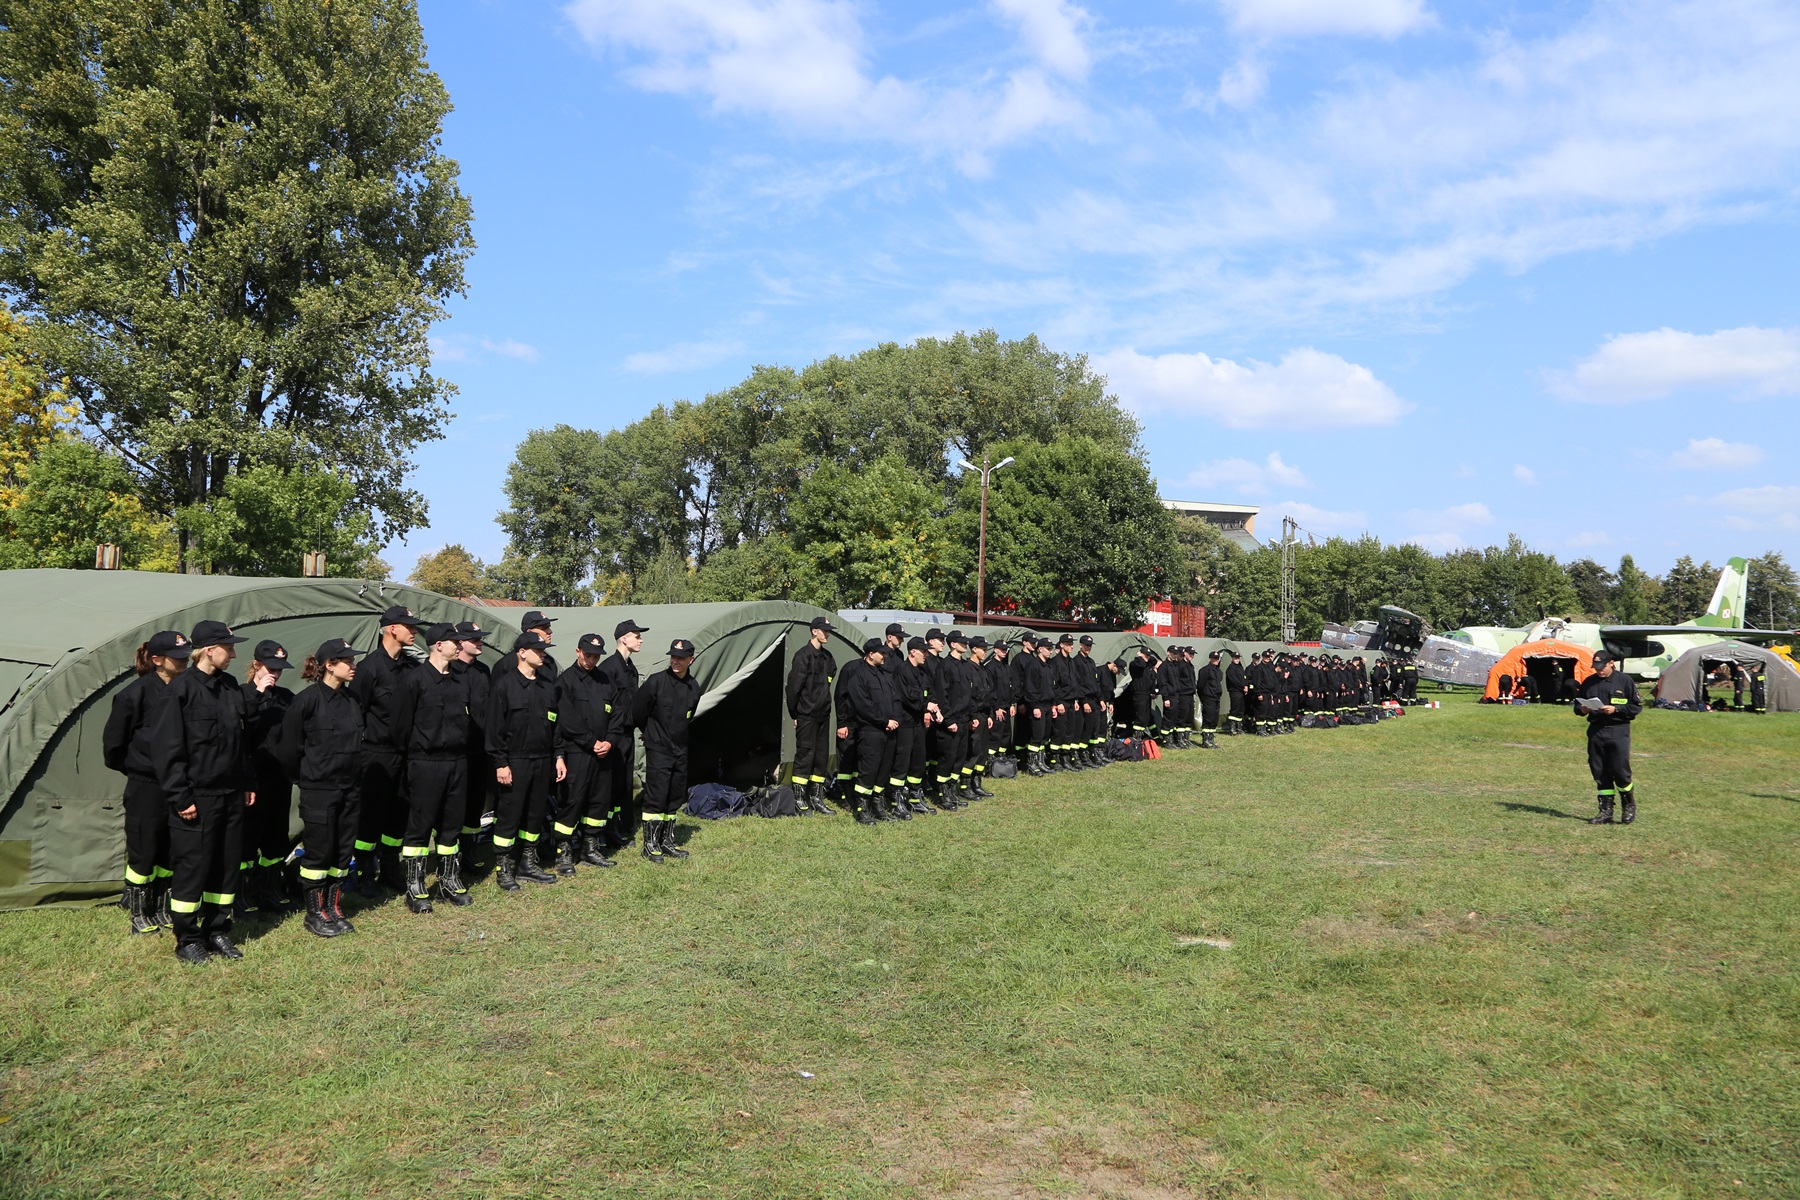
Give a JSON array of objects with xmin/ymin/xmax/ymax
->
[
  {"xmin": 278, "ymin": 639, "xmax": 369, "ymax": 937},
  {"xmin": 102, "ymin": 630, "xmax": 191, "ymax": 934},
  {"xmin": 241, "ymin": 640, "xmax": 296, "ymax": 914},
  {"xmin": 1574, "ymin": 650, "xmax": 1643, "ymax": 825}
]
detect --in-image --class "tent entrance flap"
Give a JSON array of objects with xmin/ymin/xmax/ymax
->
[
  {"xmin": 1524, "ymin": 656, "xmax": 1577, "ymax": 701},
  {"xmin": 690, "ymin": 636, "xmax": 787, "ymax": 790}
]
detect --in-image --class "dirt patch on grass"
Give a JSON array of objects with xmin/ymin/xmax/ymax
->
[
  {"xmin": 1299, "ymin": 911, "xmax": 1569, "ymax": 948},
  {"xmin": 873, "ymin": 1092, "xmax": 1217, "ymax": 1198}
]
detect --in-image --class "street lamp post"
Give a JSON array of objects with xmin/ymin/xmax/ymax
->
[{"xmin": 955, "ymin": 452, "xmax": 1014, "ymax": 625}]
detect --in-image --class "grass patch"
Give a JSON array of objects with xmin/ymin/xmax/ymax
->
[{"xmin": 3, "ymin": 696, "xmax": 1798, "ymax": 1198}]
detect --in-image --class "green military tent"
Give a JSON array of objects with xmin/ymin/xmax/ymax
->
[
  {"xmin": 476, "ymin": 600, "xmax": 867, "ymax": 790},
  {"xmin": 0, "ymin": 571, "xmax": 501, "ymax": 911}
]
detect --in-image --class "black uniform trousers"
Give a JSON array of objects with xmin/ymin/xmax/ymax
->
[
  {"xmin": 355, "ymin": 750, "xmax": 405, "ymax": 856},
  {"xmin": 246, "ymin": 766, "xmax": 293, "ymax": 871},
  {"xmin": 404, "ymin": 757, "xmax": 466, "ymax": 856},
  {"xmin": 1024, "ymin": 708, "xmax": 1049, "ymax": 750},
  {"xmin": 935, "ymin": 723, "xmax": 968, "ymax": 783},
  {"xmin": 794, "ymin": 716, "xmax": 831, "ymax": 785},
  {"xmin": 555, "ymin": 752, "xmax": 610, "ymax": 842},
  {"xmin": 297, "ymin": 785, "xmax": 359, "ymax": 884},
  {"xmin": 836, "ymin": 728, "xmax": 858, "ymax": 788},
  {"xmin": 462, "ymin": 749, "xmax": 492, "ymax": 842},
  {"xmin": 1227, "ymin": 689, "xmax": 1245, "ymax": 729},
  {"xmin": 895, "ymin": 720, "xmax": 927, "ymax": 784},
  {"xmin": 607, "ymin": 737, "xmax": 638, "ymax": 849},
  {"xmin": 122, "ymin": 775, "xmax": 171, "ymax": 887},
  {"xmin": 168, "ymin": 790, "xmax": 243, "ymax": 945},
  {"xmin": 992, "ymin": 710, "xmax": 1012, "ymax": 754},
  {"xmin": 642, "ymin": 748, "xmax": 688, "ymax": 820},
  {"xmin": 1201, "ymin": 698, "xmax": 1221, "ymax": 732},
  {"xmin": 967, "ymin": 718, "xmax": 988, "ymax": 778},
  {"xmin": 853, "ymin": 726, "xmax": 895, "ymax": 795},
  {"xmin": 1050, "ymin": 709, "xmax": 1073, "ymax": 751},
  {"xmin": 493, "ymin": 755, "xmax": 555, "ymax": 851},
  {"xmin": 1586, "ymin": 726, "xmax": 1633, "ymax": 793}
]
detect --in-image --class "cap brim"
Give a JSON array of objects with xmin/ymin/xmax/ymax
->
[
  {"xmin": 263, "ymin": 657, "xmax": 296, "ymax": 672},
  {"xmin": 196, "ymin": 635, "xmax": 249, "ymax": 647},
  {"xmin": 159, "ymin": 646, "xmax": 194, "ymax": 658}
]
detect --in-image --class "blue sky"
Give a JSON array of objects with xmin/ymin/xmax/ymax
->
[{"xmin": 397, "ymin": 0, "xmax": 1800, "ymax": 583}]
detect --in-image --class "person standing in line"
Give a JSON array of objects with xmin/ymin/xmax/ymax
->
[
  {"xmin": 278, "ymin": 640, "xmax": 369, "ymax": 937},
  {"xmin": 350, "ymin": 605, "xmax": 421, "ymax": 896},
  {"xmin": 1225, "ymin": 650, "xmax": 1247, "ymax": 734},
  {"xmin": 1021, "ymin": 640, "xmax": 1056, "ymax": 777},
  {"xmin": 450, "ymin": 622, "xmax": 494, "ymax": 875},
  {"xmin": 634, "ymin": 638, "xmax": 703, "ymax": 862},
  {"xmin": 1074, "ymin": 636, "xmax": 1108, "ymax": 767},
  {"xmin": 894, "ymin": 638, "xmax": 936, "ymax": 813},
  {"xmin": 1048, "ymin": 635, "xmax": 1079, "ymax": 771},
  {"xmin": 988, "ymin": 640, "xmax": 1015, "ymax": 766},
  {"xmin": 1009, "ymin": 634, "xmax": 1036, "ymax": 757},
  {"xmin": 966, "ymin": 637, "xmax": 996, "ymax": 797},
  {"xmin": 240, "ymin": 640, "xmax": 297, "ymax": 914},
  {"xmin": 148, "ymin": 620, "xmax": 258, "ymax": 965},
  {"xmin": 554, "ymin": 632, "xmax": 626, "ymax": 871},
  {"xmin": 393, "ymin": 624, "xmax": 473, "ymax": 911},
  {"xmin": 842, "ymin": 638, "xmax": 901, "ymax": 824},
  {"xmin": 104, "ymin": 630, "xmax": 192, "ymax": 935},
  {"xmin": 486, "ymin": 631, "xmax": 565, "ymax": 890},
  {"xmin": 497, "ymin": 611, "xmax": 562, "ymax": 682},
  {"xmin": 598, "ymin": 619, "xmax": 648, "ymax": 855},
  {"xmin": 786, "ymin": 616, "xmax": 837, "ymax": 816},
  {"xmin": 1195, "ymin": 650, "xmax": 1224, "ymax": 749},
  {"xmin": 938, "ymin": 632, "xmax": 977, "ymax": 801}
]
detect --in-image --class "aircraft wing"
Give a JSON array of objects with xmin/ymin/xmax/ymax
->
[{"xmin": 1600, "ymin": 625, "xmax": 1796, "ymax": 640}]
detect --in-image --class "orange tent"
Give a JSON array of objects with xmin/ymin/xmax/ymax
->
[{"xmin": 1483, "ymin": 639, "xmax": 1596, "ymax": 701}]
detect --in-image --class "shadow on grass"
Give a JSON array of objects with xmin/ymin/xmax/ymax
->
[
  {"xmin": 1748, "ymin": 793, "xmax": 1800, "ymax": 803},
  {"xmin": 1494, "ymin": 801, "xmax": 1586, "ymax": 820}
]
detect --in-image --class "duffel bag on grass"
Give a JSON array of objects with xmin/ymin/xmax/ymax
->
[{"xmin": 990, "ymin": 756, "xmax": 1019, "ymax": 779}]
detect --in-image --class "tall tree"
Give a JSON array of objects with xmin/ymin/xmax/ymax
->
[
  {"xmin": 177, "ymin": 464, "xmax": 386, "ymax": 578},
  {"xmin": 1566, "ymin": 558, "xmax": 1617, "ymax": 620},
  {"xmin": 0, "ymin": 0, "xmax": 474, "ymax": 568},
  {"xmin": 1610, "ymin": 555, "xmax": 1656, "ymax": 625},
  {"xmin": 789, "ymin": 456, "xmax": 952, "ymax": 611},
  {"xmin": 0, "ymin": 436, "xmax": 173, "ymax": 569},
  {"xmin": 408, "ymin": 543, "xmax": 491, "ymax": 598},
  {"xmin": 1746, "ymin": 552, "xmax": 1800, "ymax": 630},
  {"xmin": 1655, "ymin": 556, "xmax": 1715, "ymax": 624}
]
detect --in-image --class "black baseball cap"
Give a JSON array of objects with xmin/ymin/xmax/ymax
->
[
  {"xmin": 971, "ymin": 635, "xmax": 988, "ymax": 649},
  {"xmin": 615, "ymin": 619, "xmax": 649, "ymax": 638},
  {"xmin": 521, "ymin": 610, "xmax": 556, "ymax": 631},
  {"xmin": 253, "ymin": 639, "xmax": 295, "ymax": 671},
  {"xmin": 578, "ymin": 633, "xmax": 607, "ymax": 655},
  {"xmin": 421, "ymin": 623, "xmax": 461, "ymax": 646},
  {"xmin": 512, "ymin": 631, "xmax": 552, "ymax": 652},
  {"xmin": 1209, "ymin": 650, "xmax": 1221, "ymax": 660},
  {"xmin": 1112, "ymin": 657, "xmax": 1127, "ymax": 671},
  {"xmin": 453, "ymin": 620, "xmax": 489, "ymax": 642},
  {"xmin": 925, "ymin": 628, "xmax": 945, "ymax": 642},
  {"xmin": 1592, "ymin": 650, "xmax": 1616, "ymax": 670},
  {"xmin": 886, "ymin": 622, "xmax": 906, "ymax": 636},
  {"xmin": 862, "ymin": 637, "xmax": 885, "ymax": 655},
  {"xmin": 1021, "ymin": 632, "xmax": 1038, "ymax": 645},
  {"xmin": 946, "ymin": 630, "xmax": 969, "ymax": 645},
  {"xmin": 378, "ymin": 605, "xmax": 424, "ymax": 628},
  {"xmin": 1057, "ymin": 634, "xmax": 1075, "ymax": 646},
  {"xmin": 190, "ymin": 620, "xmax": 247, "ymax": 649},
  {"xmin": 669, "ymin": 638, "xmax": 696, "ymax": 658},
  {"xmin": 906, "ymin": 637, "xmax": 927, "ymax": 652},
  {"xmin": 809, "ymin": 616, "xmax": 833, "ymax": 632},
  {"xmin": 146, "ymin": 630, "xmax": 192, "ymax": 659},
  {"xmin": 1078, "ymin": 634, "xmax": 1094, "ymax": 646},
  {"xmin": 315, "ymin": 638, "xmax": 368, "ymax": 661}
]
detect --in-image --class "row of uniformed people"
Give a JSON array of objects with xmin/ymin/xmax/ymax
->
[{"xmin": 105, "ymin": 608, "xmax": 702, "ymax": 964}]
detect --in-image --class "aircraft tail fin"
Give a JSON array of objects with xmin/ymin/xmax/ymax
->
[{"xmin": 1691, "ymin": 557, "xmax": 1749, "ymax": 627}]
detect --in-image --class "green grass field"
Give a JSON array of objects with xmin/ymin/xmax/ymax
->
[{"xmin": 3, "ymin": 695, "xmax": 1798, "ymax": 1199}]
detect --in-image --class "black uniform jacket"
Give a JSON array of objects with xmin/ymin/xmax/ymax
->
[
  {"xmin": 277, "ymin": 681, "xmax": 365, "ymax": 788},
  {"xmin": 1574, "ymin": 672, "xmax": 1641, "ymax": 729},
  {"xmin": 104, "ymin": 673, "xmax": 172, "ymax": 778},
  {"xmin": 987, "ymin": 656, "xmax": 1014, "ymax": 708},
  {"xmin": 936, "ymin": 655, "xmax": 974, "ymax": 724},
  {"xmin": 451, "ymin": 657, "xmax": 491, "ymax": 754},
  {"xmin": 487, "ymin": 665, "xmax": 559, "ymax": 767},
  {"xmin": 1226, "ymin": 662, "xmax": 1246, "ymax": 693},
  {"xmin": 786, "ymin": 642, "xmax": 836, "ymax": 720},
  {"xmin": 148, "ymin": 665, "xmax": 258, "ymax": 807},
  {"xmin": 394, "ymin": 663, "xmax": 472, "ymax": 761},
  {"xmin": 842, "ymin": 660, "xmax": 898, "ymax": 729},
  {"xmin": 1197, "ymin": 663, "xmax": 1224, "ymax": 700},
  {"xmin": 497, "ymin": 648, "xmax": 560, "ymax": 684},
  {"xmin": 1022, "ymin": 654, "xmax": 1055, "ymax": 708},
  {"xmin": 351, "ymin": 642, "xmax": 415, "ymax": 756},
  {"xmin": 597, "ymin": 651, "xmax": 640, "ymax": 731},
  {"xmin": 635, "ymin": 667, "xmax": 702, "ymax": 756},
  {"xmin": 243, "ymin": 680, "xmax": 295, "ymax": 782},
  {"xmin": 557, "ymin": 662, "xmax": 625, "ymax": 758},
  {"xmin": 893, "ymin": 658, "xmax": 929, "ymax": 717}
]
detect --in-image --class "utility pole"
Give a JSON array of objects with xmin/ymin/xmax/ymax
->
[
  {"xmin": 1280, "ymin": 516, "xmax": 1298, "ymax": 645},
  {"xmin": 957, "ymin": 452, "xmax": 1014, "ymax": 625}
]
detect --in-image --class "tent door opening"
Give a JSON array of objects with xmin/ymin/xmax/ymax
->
[{"xmin": 1524, "ymin": 656, "xmax": 1576, "ymax": 702}]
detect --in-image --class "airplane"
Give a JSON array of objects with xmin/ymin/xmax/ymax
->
[{"xmin": 1322, "ymin": 558, "xmax": 1795, "ymax": 685}]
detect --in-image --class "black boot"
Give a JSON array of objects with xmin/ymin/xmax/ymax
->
[
  {"xmin": 554, "ymin": 838, "xmax": 578, "ymax": 877},
  {"xmin": 354, "ymin": 851, "xmax": 384, "ymax": 898},
  {"xmin": 206, "ymin": 929, "xmax": 244, "ymax": 960},
  {"xmin": 661, "ymin": 821, "xmax": 690, "ymax": 859},
  {"xmin": 259, "ymin": 863, "xmax": 294, "ymax": 911},
  {"xmin": 908, "ymin": 789, "xmax": 936, "ymax": 815},
  {"xmin": 808, "ymin": 781, "xmax": 836, "ymax": 815},
  {"xmin": 437, "ymin": 851, "xmax": 475, "ymax": 906},
  {"xmin": 973, "ymin": 773, "xmax": 995, "ymax": 797},
  {"xmin": 888, "ymin": 787, "xmax": 913, "ymax": 820},
  {"xmin": 153, "ymin": 881, "xmax": 174, "ymax": 929},
  {"xmin": 304, "ymin": 886, "xmax": 342, "ymax": 938},
  {"xmin": 1588, "ymin": 796, "xmax": 1615, "ymax": 825},
  {"xmin": 124, "ymin": 883, "xmax": 159, "ymax": 935},
  {"xmin": 174, "ymin": 940, "xmax": 211, "ymax": 966},
  {"xmin": 497, "ymin": 846, "xmax": 523, "ymax": 889},
  {"xmin": 1202, "ymin": 730, "xmax": 1217, "ymax": 749},
  {"xmin": 404, "ymin": 855, "xmax": 433, "ymax": 913},
  {"xmin": 326, "ymin": 880, "xmax": 356, "ymax": 932},
  {"xmin": 869, "ymin": 790, "xmax": 895, "ymax": 821},
  {"xmin": 1620, "ymin": 792, "xmax": 1637, "ymax": 824},
  {"xmin": 518, "ymin": 843, "xmax": 558, "ymax": 883},
  {"xmin": 1026, "ymin": 750, "xmax": 1047, "ymax": 777},
  {"xmin": 580, "ymin": 834, "xmax": 616, "ymax": 868},
  {"xmin": 380, "ymin": 845, "xmax": 405, "ymax": 892},
  {"xmin": 958, "ymin": 777, "xmax": 980, "ymax": 804},
  {"xmin": 853, "ymin": 795, "xmax": 878, "ymax": 824},
  {"xmin": 936, "ymin": 781, "xmax": 963, "ymax": 811},
  {"xmin": 641, "ymin": 823, "xmax": 666, "ymax": 863}
]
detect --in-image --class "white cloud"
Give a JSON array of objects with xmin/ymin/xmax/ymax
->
[
  {"xmin": 1667, "ymin": 437, "xmax": 1766, "ymax": 470},
  {"xmin": 1216, "ymin": 55, "xmax": 1267, "ymax": 107},
  {"xmin": 1709, "ymin": 484, "xmax": 1800, "ymax": 530},
  {"xmin": 1565, "ymin": 530, "xmax": 1611, "ymax": 549},
  {"xmin": 1513, "ymin": 464, "xmax": 1536, "ymax": 485},
  {"xmin": 621, "ymin": 338, "xmax": 746, "ymax": 374},
  {"xmin": 1095, "ymin": 346, "xmax": 1406, "ymax": 429},
  {"xmin": 565, "ymin": 0, "xmax": 1087, "ymax": 159},
  {"xmin": 1218, "ymin": 0, "xmax": 1431, "ymax": 39},
  {"xmin": 1182, "ymin": 451, "xmax": 1310, "ymax": 496},
  {"xmin": 1271, "ymin": 499, "xmax": 1367, "ymax": 535},
  {"xmin": 993, "ymin": 0, "xmax": 1090, "ymax": 80},
  {"xmin": 431, "ymin": 334, "xmax": 541, "ymax": 365},
  {"xmin": 1402, "ymin": 501, "xmax": 1493, "ymax": 550},
  {"xmin": 482, "ymin": 338, "xmax": 540, "ymax": 363},
  {"xmin": 1549, "ymin": 326, "xmax": 1800, "ymax": 404}
]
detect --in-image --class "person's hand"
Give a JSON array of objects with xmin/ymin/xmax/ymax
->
[
  {"xmin": 177, "ymin": 803, "xmax": 198, "ymax": 820},
  {"xmin": 555, "ymin": 757, "xmax": 568, "ymax": 783},
  {"xmin": 1032, "ymin": 707, "xmax": 1042, "ymax": 719},
  {"xmin": 593, "ymin": 739, "xmax": 608, "ymax": 757},
  {"xmin": 837, "ymin": 726, "xmax": 849, "ymax": 739},
  {"xmin": 792, "ymin": 719, "xmax": 798, "ymax": 730},
  {"xmin": 949, "ymin": 722, "xmax": 959, "ymax": 732},
  {"xmin": 496, "ymin": 766, "xmax": 513, "ymax": 786},
  {"xmin": 253, "ymin": 667, "xmax": 277, "ymax": 692},
  {"xmin": 245, "ymin": 790, "xmax": 256, "ymax": 807},
  {"xmin": 1600, "ymin": 704, "xmax": 1616, "ymax": 715},
  {"xmin": 886, "ymin": 719, "xmax": 899, "ymax": 731}
]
